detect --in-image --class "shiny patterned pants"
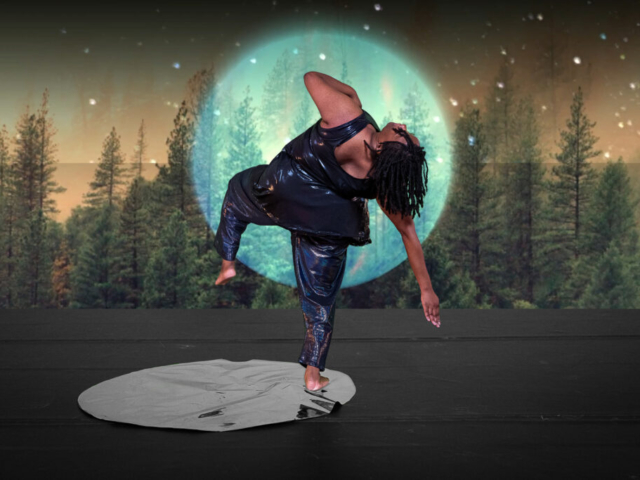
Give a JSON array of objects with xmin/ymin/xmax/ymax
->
[
  {"xmin": 214, "ymin": 173, "xmax": 350, "ymax": 372},
  {"xmin": 291, "ymin": 233, "xmax": 349, "ymax": 372}
]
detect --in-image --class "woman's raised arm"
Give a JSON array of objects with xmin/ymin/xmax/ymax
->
[{"xmin": 303, "ymin": 72, "xmax": 362, "ymax": 125}]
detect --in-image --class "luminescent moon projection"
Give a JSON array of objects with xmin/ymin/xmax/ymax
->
[{"xmin": 192, "ymin": 29, "xmax": 451, "ymax": 288}]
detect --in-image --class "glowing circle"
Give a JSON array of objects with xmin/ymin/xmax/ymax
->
[{"xmin": 192, "ymin": 29, "xmax": 452, "ymax": 288}]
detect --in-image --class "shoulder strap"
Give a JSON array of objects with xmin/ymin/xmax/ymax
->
[
  {"xmin": 363, "ymin": 110, "xmax": 381, "ymax": 133},
  {"xmin": 317, "ymin": 109, "xmax": 380, "ymax": 148}
]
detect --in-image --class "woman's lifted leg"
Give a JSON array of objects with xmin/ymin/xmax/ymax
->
[
  {"xmin": 213, "ymin": 170, "xmax": 277, "ymax": 285},
  {"xmin": 215, "ymin": 259, "xmax": 236, "ymax": 285}
]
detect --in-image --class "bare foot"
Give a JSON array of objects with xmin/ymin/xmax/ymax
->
[
  {"xmin": 215, "ymin": 259, "xmax": 236, "ymax": 285},
  {"xmin": 304, "ymin": 365, "xmax": 330, "ymax": 391}
]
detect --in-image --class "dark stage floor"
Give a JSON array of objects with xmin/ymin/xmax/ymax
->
[{"xmin": 1, "ymin": 309, "xmax": 639, "ymax": 479}]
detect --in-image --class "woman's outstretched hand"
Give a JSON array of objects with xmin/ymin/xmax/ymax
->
[{"xmin": 421, "ymin": 289, "xmax": 440, "ymax": 328}]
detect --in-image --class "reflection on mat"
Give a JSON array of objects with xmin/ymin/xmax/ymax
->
[{"xmin": 78, "ymin": 359, "xmax": 356, "ymax": 432}]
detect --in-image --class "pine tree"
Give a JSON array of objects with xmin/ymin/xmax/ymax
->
[
  {"xmin": 186, "ymin": 66, "xmax": 221, "ymax": 253},
  {"xmin": 578, "ymin": 158, "xmax": 639, "ymax": 257},
  {"xmin": 8, "ymin": 90, "xmax": 66, "ymax": 307},
  {"xmin": 546, "ymin": 86, "xmax": 601, "ymax": 261},
  {"xmin": 214, "ymin": 82, "xmax": 237, "ymax": 163},
  {"xmin": 260, "ymin": 49, "xmax": 294, "ymax": 143},
  {"xmin": 224, "ymin": 86, "xmax": 263, "ymax": 178},
  {"xmin": 399, "ymin": 82, "xmax": 432, "ymax": 150},
  {"xmin": 69, "ymin": 204, "xmax": 128, "ymax": 308},
  {"xmin": 12, "ymin": 108, "xmax": 41, "ymax": 218},
  {"xmin": 541, "ymin": 86, "xmax": 601, "ymax": 307},
  {"xmin": 130, "ymin": 119, "xmax": 148, "ymax": 178},
  {"xmin": 441, "ymin": 102, "xmax": 498, "ymax": 303},
  {"xmin": 84, "ymin": 127, "xmax": 128, "ymax": 209},
  {"xmin": 155, "ymin": 101, "xmax": 200, "ymax": 227},
  {"xmin": 142, "ymin": 209, "xmax": 197, "ymax": 308},
  {"xmin": 503, "ymin": 95, "xmax": 546, "ymax": 303},
  {"xmin": 34, "ymin": 89, "xmax": 66, "ymax": 215},
  {"xmin": 118, "ymin": 176, "xmax": 151, "ymax": 308},
  {"xmin": 0, "ymin": 125, "xmax": 17, "ymax": 307}
]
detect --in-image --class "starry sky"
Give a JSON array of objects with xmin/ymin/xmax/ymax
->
[{"xmin": 1, "ymin": 0, "xmax": 639, "ymax": 220}]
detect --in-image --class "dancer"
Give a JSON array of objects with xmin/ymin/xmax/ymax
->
[{"xmin": 214, "ymin": 71, "xmax": 440, "ymax": 391}]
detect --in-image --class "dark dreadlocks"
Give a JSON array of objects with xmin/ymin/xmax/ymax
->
[{"xmin": 364, "ymin": 127, "xmax": 428, "ymax": 220}]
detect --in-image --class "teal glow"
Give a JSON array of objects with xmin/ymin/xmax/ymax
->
[{"xmin": 193, "ymin": 29, "xmax": 451, "ymax": 288}]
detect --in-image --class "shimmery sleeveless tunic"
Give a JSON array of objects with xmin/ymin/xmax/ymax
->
[{"xmin": 237, "ymin": 109, "xmax": 380, "ymax": 246}]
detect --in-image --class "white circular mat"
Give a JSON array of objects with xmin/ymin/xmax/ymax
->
[{"xmin": 78, "ymin": 359, "xmax": 356, "ymax": 431}]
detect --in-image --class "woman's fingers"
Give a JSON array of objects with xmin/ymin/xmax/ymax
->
[
  {"xmin": 424, "ymin": 310, "xmax": 440, "ymax": 327},
  {"xmin": 428, "ymin": 308, "xmax": 440, "ymax": 328}
]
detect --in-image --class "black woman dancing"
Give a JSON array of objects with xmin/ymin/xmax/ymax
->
[{"xmin": 213, "ymin": 71, "xmax": 441, "ymax": 392}]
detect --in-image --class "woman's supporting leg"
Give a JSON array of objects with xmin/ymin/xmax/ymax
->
[{"xmin": 291, "ymin": 232, "xmax": 350, "ymax": 388}]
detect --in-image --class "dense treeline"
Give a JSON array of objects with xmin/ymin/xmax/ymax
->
[{"xmin": 0, "ymin": 59, "xmax": 639, "ymax": 310}]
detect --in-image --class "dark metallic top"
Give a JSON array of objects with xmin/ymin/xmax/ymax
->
[{"xmin": 246, "ymin": 109, "xmax": 380, "ymax": 246}]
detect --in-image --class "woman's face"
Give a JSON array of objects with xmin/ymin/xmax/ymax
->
[{"xmin": 379, "ymin": 122, "xmax": 420, "ymax": 148}]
